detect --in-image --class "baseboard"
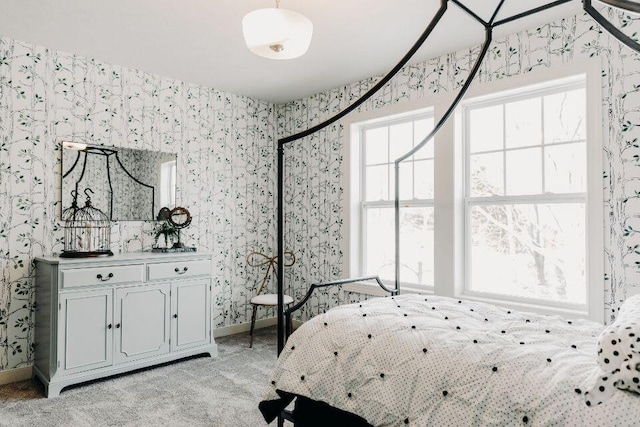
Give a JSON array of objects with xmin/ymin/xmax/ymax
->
[
  {"xmin": 212, "ymin": 317, "xmax": 306, "ymax": 338},
  {"xmin": 213, "ymin": 316, "xmax": 278, "ymax": 338},
  {"xmin": 0, "ymin": 366, "xmax": 32, "ymax": 386}
]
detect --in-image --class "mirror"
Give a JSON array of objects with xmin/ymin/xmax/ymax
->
[{"xmin": 61, "ymin": 143, "xmax": 177, "ymax": 221}]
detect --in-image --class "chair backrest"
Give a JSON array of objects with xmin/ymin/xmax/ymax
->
[{"xmin": 246, "ymin": 251, "xmax": 296, "ymax": 296}]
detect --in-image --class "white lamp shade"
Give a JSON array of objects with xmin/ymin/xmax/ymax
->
[{"xmin": 242, "ymin": 8, "xmax": 313, "ymax": 60}]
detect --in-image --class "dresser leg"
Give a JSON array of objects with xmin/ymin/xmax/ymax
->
[{"xmin": 45, "ymin": 383, "xmax": 63, "ymax": 398}]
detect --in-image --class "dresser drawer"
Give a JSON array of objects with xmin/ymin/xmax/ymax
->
[
  {"xmin": 61, "ymin": 264, "xmax": 144, "ymax": 289},
  {"xmin": 147, "ymin": 259, "xmax": 211, "ymax": 281}
]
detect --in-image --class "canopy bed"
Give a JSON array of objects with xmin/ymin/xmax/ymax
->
[{"xmin": 264, "ymin": 0, "xmax": 640, "ymax": 425}]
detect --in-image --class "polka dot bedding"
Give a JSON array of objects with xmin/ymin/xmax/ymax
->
[
  {"xmin": 585, "ymin": 294, "xmax": 640, "ymax": 406},
  {"xmin": 262, "ymin": 294, "xmax": 640, "ymax": 426}
]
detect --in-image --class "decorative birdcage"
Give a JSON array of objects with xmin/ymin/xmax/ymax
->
[
  {"xmin": 60, "ymin": 188, "xmax": 113, "ymax": 258},
  {"xmin": 61, "ymin": 190, "xmax": 80, "ymax": 222}
]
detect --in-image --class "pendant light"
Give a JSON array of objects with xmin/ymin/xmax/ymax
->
[{"xmin": 242, "ymin": 0, "xmax": 313, "ymax": 60}]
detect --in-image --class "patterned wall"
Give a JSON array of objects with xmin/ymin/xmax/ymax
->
[
  {"xmin": 0, "ymin": 37, "xmax": 277, "ymax": 372},
  {"xmin": 278, "ymin": 10, "xmax": 640, "ymax": 322}
]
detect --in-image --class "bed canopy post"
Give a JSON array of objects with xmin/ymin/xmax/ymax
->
[{"xmin": 277, "ymin": 141, "xmax": 286, "ymax": 355}]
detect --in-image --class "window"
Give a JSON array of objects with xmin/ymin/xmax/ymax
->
[
  {"xmin": 160, "ymin": 159, "xmax": 177, "ymax": 208},
  {"xmin": 359, "ymin": 112, "xmax": 435, "ymax": 288},
  {"xmin": 464, "ymin": 78, "xmax": 588, "ymax": 306},
  {"xmin": 345, "ymin": 63, "xmax": 603, "ymax": 321}
]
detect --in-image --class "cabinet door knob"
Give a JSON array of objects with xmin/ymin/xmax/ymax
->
[
  {"xmin": 97, "ymin": 273, "xmax": 114, "ymax": 281},
  {"xmin": 174, "ymin": 267, "xmax": 188, "ymax": 274},
  {"xmin": 107, "ymin": 324, "xmax": 112, "ymax": 329},
  {"xmin": 116, "ymin": 323, "xmax": 121, "ymax": 329},
  {"xmin": 173, "ymin": 314, "xmax": 178, "ymax": 319}
]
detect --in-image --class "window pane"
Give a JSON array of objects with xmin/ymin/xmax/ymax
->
[
  {"xmin": 414, "ymin": 118, "xmax": 435, "ymax": 159},
  {"xmin": 469, "ymin": 203, "xmax": 586, "ymax": 304},
  {"xmin": 414, "ymin": 159, "xmax": 434, "ymax": 199},
  {"xmin": 365, "ymin": 127, "xmax": 388, "ymax": 165},
  {"xmin": 365, "ymin": 206, "xmax": 434, "ymax": 287},
  {"xmin": 506, "ymin": 148, "xmax": 542, "ymax": 195},
  {"xmin": 389, "ymin": 122, "xmax": 414, "ymax": 161},
  {"xmin": 470, "ymin": 152, "xmax": 504, "ymax": 197},
  {"xmin": 365, "ymin": 208, "xmax": 394, "ymax": 282},
  {"xmin": 545, "ymin": 142, "xmax": 586, "ymax": 193},
  {"xmin": 366, "ymin": 165, "xmax": 388, "ymax": 201},
  {"xmin": 505, "ymin": 97, "xmax": 541, "ymax": 148},
  {"xmin": 469, "ymin": 105, "xmax": 503, "ymax": 153},
  {"xmin": 388, "ymin": 163, "xmax": 416, "ymax": 201},
  {"xmin": 399, "ymin": 162, "xmax": 413, "ymax": 200},
  {"xmin": 544, "ymin": 89, "xmax": 586, "ymax": 143}
]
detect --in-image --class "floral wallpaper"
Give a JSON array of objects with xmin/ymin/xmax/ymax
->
[
  {"xmin": 278, "ymin": 9, "xmax": 640, "ymax": 322},
  {"xmin": 0, "ymin": 36, "xmax": 277, "ymax": 372}
]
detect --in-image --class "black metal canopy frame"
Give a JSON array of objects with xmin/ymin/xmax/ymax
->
[{"xmin": 275, "ymin": 0, "xmax": 640, "ymax": 357}]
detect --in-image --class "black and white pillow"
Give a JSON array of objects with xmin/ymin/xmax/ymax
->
[{"xmin": 585, "ymin": 295, "xmax": 640, "ymax": 406}]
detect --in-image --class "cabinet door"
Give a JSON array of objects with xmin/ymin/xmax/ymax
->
[
  {"xmin": 114, "ymin": 283, "xmax": 170, "ymax": 364},
  {"xmin": 59, "ymin": 289, "xmax": 113, "ymax": 375},
  {"xmin": 171, "ymin": 279, "xmax": 211, "ymax": 351}
]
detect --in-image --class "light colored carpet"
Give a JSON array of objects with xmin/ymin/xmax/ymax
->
[{"xmin": 0, "ymin": 328, "xmax": 277, "ymax": 426}]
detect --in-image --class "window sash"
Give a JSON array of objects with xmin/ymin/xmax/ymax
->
[
  {"xmin": 462, "ymin": 78, "xmax": 588, "ymax": 307},
  {"xmin": 360, "ymin": 112, "xmax": 434, "ymax": 287},
  {"xmin": 361, "ymin": 113, "xmax": 435, "ymax": 202},
  {"xmin": 464, "ymin": 84, "xmax": 587, "ymax": 199},
  {"xmin": 362, "ymin": 200, "xmax": 434, "ymax": 289},
  {"xmin": 464, "ymin": 198, "xmax": 588, "ymax": 309}
]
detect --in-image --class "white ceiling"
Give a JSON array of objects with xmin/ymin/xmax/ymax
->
[{"xmin": 0, "ymin": 0, "xmax": 582, "ymax": 103}]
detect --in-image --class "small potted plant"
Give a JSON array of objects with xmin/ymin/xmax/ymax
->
[{"xmin": 153, "ymin": 220, "xmax": 179, "ymax": 248}]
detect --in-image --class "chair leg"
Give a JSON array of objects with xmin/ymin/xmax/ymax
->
[{"xmin": 249, "ymin": 305, "xmax": 258, "ymax": 348}]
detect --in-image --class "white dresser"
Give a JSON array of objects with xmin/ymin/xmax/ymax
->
[{"xmin": 34, "ymin": 252, "xmax": 217, "ymax": 398}]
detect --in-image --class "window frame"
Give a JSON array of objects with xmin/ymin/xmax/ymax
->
[
  {"xmin": 462, "ymin": 78, "xmax": 590, "ymax": 311},
  {"xmin": 359, "ymin": 111, "xmax": 436, "ymax": 289},
  {"xmin": 342, "ymin": 60, "xmax": 603, "ymax": 322},
  {"xmin": 160, "ymin": 159, "xmax": 177, "ymax": 208}
]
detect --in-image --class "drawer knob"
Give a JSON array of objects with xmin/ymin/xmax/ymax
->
[
  {"xmin": 174, "ymin": 267, "xmax": 189, "ymax": 274},
  {"xmin": 107, "ymin": 324, "xmax": 112, "ymax": 329},
  {"xmin": 97, "ymin": 273, "xmax": 114, "ymax": 281},
  {"xmin": 173, "ymin": 314, "xmax": 178, "ymax": 319},
  {"xmin": 116, "ymin": 323, "xmax": 121, "ymax": 329}
]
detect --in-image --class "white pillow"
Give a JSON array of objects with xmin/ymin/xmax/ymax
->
[{"xmin": 585, "ymin": 294, "xmax": 640, "ymax": 406}]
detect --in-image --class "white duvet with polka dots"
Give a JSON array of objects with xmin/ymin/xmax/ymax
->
[{"xmin": 263, "ymin": 294, "xmax": 640, "ymax": 426}]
